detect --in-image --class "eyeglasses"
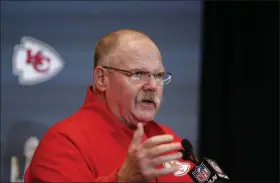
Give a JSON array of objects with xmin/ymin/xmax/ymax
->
[{"xmin": 100, "ymin": 66, "xmax": 172, "ymax": 85}]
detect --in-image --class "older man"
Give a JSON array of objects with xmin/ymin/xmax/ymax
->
[{"xmin": 24, "ymin": 29, "xmax": 195, "ymax": 182}]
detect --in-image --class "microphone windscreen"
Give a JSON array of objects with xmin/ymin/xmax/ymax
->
[
  {"xmin": 181, "ymin": 139, "xmax": 193, "ymax": 151},
  {"xmin": 179, "ymin": 149, "xmax": 191, "ymax": 160}
]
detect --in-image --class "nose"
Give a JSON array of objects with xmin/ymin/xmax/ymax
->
[{"xmin": 143, "ymin": 75, "xmax": 158, "ymax": 91}]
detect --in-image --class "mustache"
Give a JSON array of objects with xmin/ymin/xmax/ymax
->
[{"xmin": 136, "ymin": 92, "xmax": 160, "ymax": 105}]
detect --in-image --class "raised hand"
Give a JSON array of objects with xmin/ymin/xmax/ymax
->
[{"xmin": 117, "ymin": 123, "xmax": 182, "ymax": 182}]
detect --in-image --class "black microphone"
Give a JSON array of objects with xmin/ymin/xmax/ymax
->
[
  {"xmin": 180, "ymin": 139, "xmax": 230, "ymax": 183},
  {"xmin": 181, "ymin": 139, "xmax": 200, "ymax": 164}
]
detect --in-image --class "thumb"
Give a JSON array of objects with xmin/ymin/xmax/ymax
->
[{"xmin": 131, "ymin": 123, "xmax": 144, "ymax": 147}]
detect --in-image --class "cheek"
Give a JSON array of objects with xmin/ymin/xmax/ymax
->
[
  {"xmin": 111, "ymin": 79, "xmax": 138, "ymax": 104},
  {"xmin": 121, "ymin": 87, "xmax": 138, "ymax": 105},
  {"xmin": 119, "ymin": 89, "xmax": 133, "ymax": 102},
  {"xmin": 157, "ymin": 87, "xmax": 163, "ymax": 99}
]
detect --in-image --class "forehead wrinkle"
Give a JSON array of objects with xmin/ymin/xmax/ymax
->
[
  {"xmin": 115, "ymin": 50, "xmax": 163, "ymax": 71},
  {"xmin": 116, "ymin": 39, "xmax": 162, "ymax": 64}
]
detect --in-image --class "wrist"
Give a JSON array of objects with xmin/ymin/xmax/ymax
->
[{"xmin": 117, "ymin": 168, "xmax": 128, "ymax": 182}]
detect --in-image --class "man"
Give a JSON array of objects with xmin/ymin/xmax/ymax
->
[{"xmin": 24, "ymin": 29, "xmax": 195, "ymax": 182}]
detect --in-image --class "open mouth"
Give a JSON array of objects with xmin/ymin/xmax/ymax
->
[
  {"xmin": 142, "ymin": 99, "xmax": 154, "ymax": 103},
  {"xmin": 140, "ymin": 99, "xmax": 156, "ymax": 108},
  {"xmin": 142, "ymin": 99, "xmax": 155, "ymax": 104}
]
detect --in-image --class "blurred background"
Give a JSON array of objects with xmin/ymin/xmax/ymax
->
[{"xmin": 1, "ymin": 1, "xmax": 278, "ymax": 182}]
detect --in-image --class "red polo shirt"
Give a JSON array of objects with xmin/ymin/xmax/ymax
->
[{"xmin": 24, "ymin": 86, "xmax": 195, "ymax": 182}]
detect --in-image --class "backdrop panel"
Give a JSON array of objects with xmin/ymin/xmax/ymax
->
[{"xmin": 1, "ymin": 1, "xmax": 202, "ymax": 181}]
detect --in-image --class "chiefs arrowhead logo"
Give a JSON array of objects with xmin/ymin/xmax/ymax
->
[
  {"xmin": 13, "ymin": 37, "xmax": 64, "ymax": 85},
  {"xmin": 163, "ymin": 160, "xmax": 191, "ymax": 176}
]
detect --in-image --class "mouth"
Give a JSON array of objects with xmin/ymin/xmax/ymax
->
[{"xmin": 139, "ymin": 99, "xmax": 156, "ymax": 108}]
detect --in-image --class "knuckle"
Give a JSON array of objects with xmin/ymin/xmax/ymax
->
[
  {"xmin": 142, "ymin": 169, "xmax": 155, "ymax": 179},
  {"xmin": 149, "ymin": 137, "xmax": 156, "ymax": 144},
  {"xmin": 150, "ymin": 157, "xmax": 163, "ymax": 166},
  {"xmin": 136, "ymin": 149, "xmax": 146, "ymax": 159},
  {"xmin": 128, "ymin": 146, "xmax": 137, "ymax": 153},
  {"xmin": 154, "ymin": 145, "xmax": 164, "ymax": 153},
  {"xmin": 144, "ymin": 138, "xmax": 155, "ymax": 147},
  {"xmin": 148, "ymin": 146, "xmax": 164, "ymax": 157},
  {"xmin": 156, "ymin": 155, "xmax": 165, "ymax": 162}
]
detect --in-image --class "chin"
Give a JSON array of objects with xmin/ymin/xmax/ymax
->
[{"xmin": 134, "ymin": 112, "xmax": 156, "ymax": 122}]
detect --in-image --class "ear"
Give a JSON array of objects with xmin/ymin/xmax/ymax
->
[{"xmin": 93, "ymin": 66, "xmax": 107, "ymax": 92}]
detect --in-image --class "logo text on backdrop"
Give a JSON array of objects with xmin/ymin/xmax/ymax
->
[{"xmin": 13, "ymin": 37, "xmax": 64, "ymax": 85}]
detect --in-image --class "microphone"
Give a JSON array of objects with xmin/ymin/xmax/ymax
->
[
  {"xmin": 180, "ymin": 139, "xmax": 230, "ymax": 183},
  {"xmin": 181, "ymin": 139, "xmax": 200, "ymax": 164}
]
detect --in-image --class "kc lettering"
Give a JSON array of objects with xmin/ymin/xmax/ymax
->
[{"xmin": 13, "ymin": 37, "xmax": 64, "ymax": 85}]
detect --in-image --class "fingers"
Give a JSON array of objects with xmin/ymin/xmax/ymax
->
[
  {"xmin": 146, "ymin": 142, "xmax": 182, "ymax": 158},
  {"xmin": 142, "ymin": 134, "xmax": 174, "ymax": 149},
  {"xmin": 155, "ymin": 166, "xmax": 179, "ymax": 178},
  {"xmin": 143, "ymin": 166, "xmax": 179, "ymax": 180},
  {"xmin": 150, "ymin": 152, "xmax": 183, "ymax": 167},
  {"xmin": 131, "ymin": 123, "xmax": 144, "ymax": 148},
  {"xmin": 126, "ymin": 124, "xmax": 184, "ymax": 182},
  {"xmin": 141, "ymin": 152, "xmax": 183, "ymax": 180}
]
